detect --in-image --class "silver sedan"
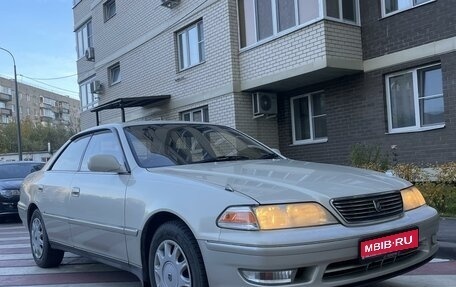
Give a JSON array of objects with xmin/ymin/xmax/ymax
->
[{"xmin": 18, "ymin": 122, "xmax": 439, "ymax": 287}]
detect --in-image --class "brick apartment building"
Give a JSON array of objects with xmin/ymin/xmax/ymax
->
[
  {"xmin": 0, "ymin": 77, "xmax": 81, "ymax": 131},
  {"xmin": 73, "ymin": 0, "xmax": 456, "ymax": 166}
]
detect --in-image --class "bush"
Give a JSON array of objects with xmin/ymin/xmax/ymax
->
[
  {"xmin": 349, "ymin": 143, "xmax": 456, "ymax": 215},
  {"xmin": 350, "ymin": 143, "xmax": 389, "ymax": 172},
  {"xmin": 391, "ymin": 163, "xmax": 455, "ymax": 214}
]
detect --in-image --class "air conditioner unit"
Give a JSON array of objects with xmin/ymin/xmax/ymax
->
[
  {"xmin": 85, "ymin": 47, "xmax": 95, "ymax": 61},
  {"xmin": 252, "ymin": 92, "xmax": 277, "ymax": 116},
  {"xmin": 90, "ymin": 80, "xmax": 103, "ymax": 94},
  {"xmin": 161, "ymin": 0, "xmax": 180, "ymax": 8}
]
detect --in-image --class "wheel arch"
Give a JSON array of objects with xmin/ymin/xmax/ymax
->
[
  {"xmin": 27, "ymin": 203, "xmax": 39, "ymax": 229},
  {"xmin": 140, "ymin": 211, "xmax": 200, "ymax": 284}
]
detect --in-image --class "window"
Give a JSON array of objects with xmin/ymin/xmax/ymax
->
[
  {"xmin": 291, "ymin": 91, "xmax": 327, "ymax": 144},
  {"xmin": 238, "ymin": 0, "xmax": 358, "ymax": 48},
  {"xmin": 108, "ymin": 63, "xmax": 121, "ymax": 85},
  {"xmin": 0, "ymin": 85, "xmax": 12, "ymax": 95},
  {"xmin": 80, "ymin": 131, "xmax": 125, "ymax": 172},
  {"xmin": 386, "ymin": 64, "xmax": 444, "ymax": 133},
  {"xmin": 0, "ymin": 115, "xmax": 8, "ymax": 124},
  {"xmin": 40, "ymin": 108, "xmax": 55, "ymax": 119},
  {"xmin": 104, "ymin": 0, "xmax": 116, "ymax": 21},
  {"xmin": 177, "ymin": 21, "xmax": 205, "ymax": 70},
  {"xmin": 79, "ymin": 77, "xmax": 98, "ymax": 111},
  {"xmin": 51, "ymin": 135, "xmax": 91, "ymax": 171},
  {"xmin": 181, "ymin": 106, "xmax": 209, "ymax": 122},
  {"xmin": 382, "ymin": 0, "xmax": 433, "ymax": 16},
  {"xmin": 326, "ymin": 0, "xmax": 357, "ymax": 21},
  {"xmin": 76, "ymin": 20, "xmax": 92, "ymax": 59}
]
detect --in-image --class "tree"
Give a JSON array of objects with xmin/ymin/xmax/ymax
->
[{"xmin": 0, "ymin": 120, "xmax": 76, "ymax": 154}]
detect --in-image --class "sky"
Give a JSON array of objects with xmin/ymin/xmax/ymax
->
[{"xmin": 0, "ymin": 0, "xmax": 79, "ymax": 99}]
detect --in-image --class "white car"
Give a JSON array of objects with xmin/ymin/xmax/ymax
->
[{"xmin": 19, "ymin": 122, "xmax": 439, "ymax": 287}]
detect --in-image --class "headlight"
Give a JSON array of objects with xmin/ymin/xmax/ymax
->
[
  {"xmin": 0, "ymin": 189, "xmax": 20, "ymax": 198},
  {"xmin": 217, "ymin": 203, "xmax": 338, "ymax": 231},
  {"xmin": 401, "ymin": 186, "xmax": 426, "ymax": 211}
]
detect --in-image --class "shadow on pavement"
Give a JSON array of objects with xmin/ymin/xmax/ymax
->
[{"xmin": 0, "ymin": 215, "xmax": 22, "ymax": 224}]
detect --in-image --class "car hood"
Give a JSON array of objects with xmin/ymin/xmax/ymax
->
[
  {"xmin": 150, "ymin": 159, "xmax": 410, "ymax": 204},
  {"xmin": 0, "ymin": 179, "xmax": 22, "ymax": 190}
]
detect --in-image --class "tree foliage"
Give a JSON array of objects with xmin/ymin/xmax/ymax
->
[{"xmin": 0, "ymin": 119, "xmax": 76, "ymax": 154}]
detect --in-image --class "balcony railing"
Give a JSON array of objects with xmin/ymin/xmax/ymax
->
[
  {"xmin": 0, "ymin": 93, "xmax": 12, "ymax": 102},
  {"xmin": 0, "ymin": 107, "xmax": 12, "ymax": 116}
]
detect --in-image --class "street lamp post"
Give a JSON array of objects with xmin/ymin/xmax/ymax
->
[{"xmin": 0, "ymin": 47, "xmax": 22, "ymax": 161}]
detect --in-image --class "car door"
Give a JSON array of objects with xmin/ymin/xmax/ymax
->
[
  {"xmin": 35, "ymin": 135, "xmax": 91, "ymax": 245},
  {"xmin": 68, "ymin": 129, "xmax": 130, "ymax": 262}
]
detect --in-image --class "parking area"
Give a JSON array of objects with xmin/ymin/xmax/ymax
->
[
  {"xmin": 1, "ymin": 217, "xmax": 455, "ymax": 287},
  {"xmin": 0, "ymin": 218, "xmax": 139, "ymax": 287}
]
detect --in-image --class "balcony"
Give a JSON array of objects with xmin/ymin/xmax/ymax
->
[
  {"xmin": 59, "ymin": 107, "xmax": 70, "ymax": 114},
  {"xmin": 0, "ymin": 92, "xmax": 12, "ymax": 102},
  {"xmin": 239, "ymin": 20, "xmax": 362, "ymax": 92},
  {"xmin": 40, "ymin": 115, "xmax": 55, "ymax": 122},
  {"xmin": 0, "ymin": 108, "xmax": 12, "ymax": 116}
]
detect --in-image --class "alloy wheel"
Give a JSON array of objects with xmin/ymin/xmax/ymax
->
[
  {"xmin": 154, "ymin": 239, "xmax": 191, "ymax": 287},
  {"xmin": 31, "ymin": 217, "xmax": 44, "ymax": 259}
]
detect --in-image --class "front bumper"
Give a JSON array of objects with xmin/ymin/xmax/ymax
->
[
  {"xmin": 199, "ymin": 206, "xmax": 439, "ymax": 287},
  {"xmin": 0, "ymin": 202, "xmax": 19, "ymax": 216}
]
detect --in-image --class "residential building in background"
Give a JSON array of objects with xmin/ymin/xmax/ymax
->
[
  {"xmin": 0, "ymin": 77, "xmax": 80, "ymax": 131},
  {"xmin": 73, "ymin": 0, "xmax": 456, "ymax": 166}
]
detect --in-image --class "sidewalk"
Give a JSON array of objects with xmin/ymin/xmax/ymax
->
[{"xmin": 436, "ymin": 217, "xmax": 456, "ymax": 260}]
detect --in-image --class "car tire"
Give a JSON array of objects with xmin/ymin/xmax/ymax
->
[
  {"xmin": 149, "ymin": 220, "xmax": 208, "ymax": 287},
  {"xmin": 29, "ymin": 209, "xmax": 64, "ymax": 268}
]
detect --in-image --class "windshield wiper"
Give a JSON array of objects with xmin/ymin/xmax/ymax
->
[
  {"xmin": 193, "ymin": 155, "xmax": 250, "ymax": 164},
  {"xmin": 259, "ymin": 153, "xmax": 280, "ymax": 159}
]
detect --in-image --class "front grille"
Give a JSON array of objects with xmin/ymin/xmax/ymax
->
[
  {"xmin": 331, "ymin": 191, "xmax": 403, "ymax": 224},
  {"xmin": 323, "ymin": 249, "xmax": 418, "ymax": 281}
]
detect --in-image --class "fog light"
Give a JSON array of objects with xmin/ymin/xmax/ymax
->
[{"xmin": 240, "ymin": 269, "xmax": 296, "ymax": 285}]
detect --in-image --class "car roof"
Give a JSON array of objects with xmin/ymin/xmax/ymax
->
[{"xmin": 75, "ymin": 121, "xmax": 221, "ymax": 137}]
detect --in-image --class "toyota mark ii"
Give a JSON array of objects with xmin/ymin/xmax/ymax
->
[{"xmin": 18, "ymin": 122, "xmax": 439, "ymax": 287}]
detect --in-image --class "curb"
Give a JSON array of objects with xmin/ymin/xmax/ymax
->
[
  {"xmin": 436, "ymin": 217, "xmax": 456, "ymax": 260},
  {"xmin": 436, "ymin": 241, "xmax": 456, "ymax": 260}
]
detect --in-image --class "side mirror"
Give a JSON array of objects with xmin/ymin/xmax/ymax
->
[{"xmin": 88, "ymin": 154, "xmax": 127, "ymax": 173}]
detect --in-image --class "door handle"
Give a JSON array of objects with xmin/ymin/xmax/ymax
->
[
  {"xmin": 37, "ymin": 185, "xmax": 44, "ymax": 192},
  {"xmin": 71, "ymin": 187, "xmax": 80, "ymax": 197}
]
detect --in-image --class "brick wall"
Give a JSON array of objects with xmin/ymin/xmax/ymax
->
[
  {"xmin": 239, "ymin": 20, "xmax": 362, "ymax": 83},
  {"xmin": 76, "ymin": 0, "xmax": 242, "ymax": 129},
  {"xmin": 361, "ymin": 0, "xmax": 456, "ymax": 59},
  {"xmin": 233, "ymin": 92, "xmax": 279, "ymax": 148},
  {"xmin": 278, "ymin": 53, "xmax": 456, "ymax": 166}
]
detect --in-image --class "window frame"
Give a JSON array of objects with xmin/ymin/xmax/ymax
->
[
  {"xmin": 180, "ymin": 106, "xmax": 209, "ymax": 122},
  {"xmin": 237, "ymin": 0, "xmax": 359, "ymax": 49},
  {"xmin": 380, "ymin": 0, "xmax": 435, "ymax": 18},
  {"xmin": 79, "ymin": 76, "xmax": 98, "ymax": 111},
  {"xmin": 177, "ymin": 20, "xmax": 205, "ymax": 71},
  {"xmin": 290, "ymin": 91, "xmax": 328, "ymax": 145},
  {"xmin": 385, "ymin": 63, "xmax": 444, "ymax": 134},
  {"xmin": 108, "ymin": 62, "xmax": 121, "ymax": 86},
  {"xmin": 50, "ymin": 134, "xmax": 92, "ymax": 172},
  {"xmin": 75, "ymin": 20, "xmax": 92, "ymax": 59},
  {"xmin": 103, "ymin": 0, "xmax": 117, "ymax": 22},
  {"xmin": 323, "ymin": 0, "xmax": 360, "ymax": 23}
]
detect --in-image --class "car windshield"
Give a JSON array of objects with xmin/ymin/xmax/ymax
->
[
  {"xmin": 124, "ymin": 124, "xmax": 280, "ymax": 168},
  {"xmin": 0, "ymin": 162, "xmax": 44, "ymax": 179}
]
